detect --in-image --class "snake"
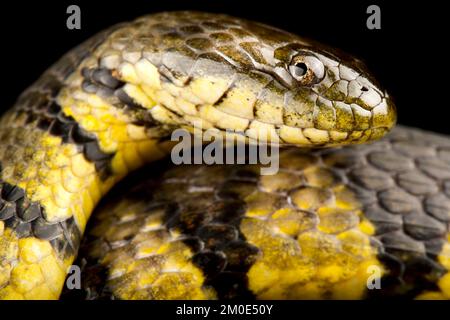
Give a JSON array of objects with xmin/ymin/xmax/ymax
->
[{"xmin": 0, "ymin": 11, "xmax": 449, "ymax": 300}]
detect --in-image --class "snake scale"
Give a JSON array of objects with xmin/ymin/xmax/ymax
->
[{"xmin": 0, "ymin": 11, "xmax": 449, "ymax": 300}]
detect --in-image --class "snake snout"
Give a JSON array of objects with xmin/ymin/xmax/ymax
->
[
  {"xmin": 276, "ymin": 59, "xmax": 397, "ymax": 146},
  {"xmin": 294, "ymin": 51, "xmax": 397, "ymax": 145}
]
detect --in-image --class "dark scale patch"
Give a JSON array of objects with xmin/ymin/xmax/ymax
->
[
  {"xmin": 159, "ymin": 64, "xmax": 192, "ymax": 87},
  {"xmin": 41, "ymin": 108, "xmax": 112, "ymax": 177},
  {"xmin": 0, "ymin": 181, "xmax": 81, "ymax": 260},
  {"xmin": 81, "ymin": 66, "xmax": 161, "ymax": 130},
  {"xmin": 114, "ymin": 88, "xmax": 144, "ymax": 110},
  {"xmin": 82, "ymin": 164, "xmax": 263, "ymax": 299},
  {"xmin": 60, "ymin": 227, "xmax": 114, "ymax": 300},
  {"xmin": 81, "ymin": 67, "xmax": 122, "ymax": 95},
  {"xmin": 196, "ymin": 224, "xmax": 239, "ymax": 249},
  {"xmin": 15, "ymin": 72, "xmax": 116, "ymax": 179},
  {"xmin": 61, "ymin": 258, "xmax": 111, "ymax": 300},
  {"xmin": 213, "ymin": 82, "xmax": 236, "ymax": 107},
  {"xmin": 93, "ymin": 166, "xmax": 260, "ymax": 299},
  {"xmin": 65, "ymin": 126, "xmax": 450, "ymax": 299},
  {"xmin": 158, "ymin": 176, "xmax": 259, "ymax": 299},
  {"xmin": 370, "ymin": 250, "xmax": 446, "ymax": 299},
  {"xmin": 12, "ymin": 23, "xmax": 119, "ymax": 135},
  {"xmin": 192, "ymin": 251, "xmax": 227, "ymax": 278},
  {"xmin": 338, "ymin": 127, "xmax": 450, "ymax": 298}
]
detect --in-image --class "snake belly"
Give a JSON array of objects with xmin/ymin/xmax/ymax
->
[{"xmin": 0, "ymin": 11, "xmax": 445, "ymax": 300}]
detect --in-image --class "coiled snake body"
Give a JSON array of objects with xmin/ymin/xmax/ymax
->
[{"xmin": 0, "ymin": 11, "xmax": 449, "ymax": 300}]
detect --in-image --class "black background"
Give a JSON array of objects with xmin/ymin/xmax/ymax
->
[{"xmin": 0, "ymin": 0, "xmax": 447, "ymax": 133}]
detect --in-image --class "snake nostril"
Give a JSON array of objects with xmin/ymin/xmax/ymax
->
[{"xmin": 361, "ymin": 86, "xmax": 369, "ymax": 92}]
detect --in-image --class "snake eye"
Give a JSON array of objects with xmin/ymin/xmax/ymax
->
[
  {"xmin": 289, "ymin": 54, "xmax": 325, "ymax": 85},
  {"xmin": 290, "ymin": 62, "xmax": 308, "ymax": 78}
]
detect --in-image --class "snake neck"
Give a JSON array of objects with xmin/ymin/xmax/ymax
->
[{"xmin": 0, "ymin": 50, "xmax": 175, "ymax": 299}]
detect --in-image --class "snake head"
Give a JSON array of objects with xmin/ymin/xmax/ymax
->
[
  {"xmin": 253, "ymin": 42, "xmax": 397, "ymax": 147},
  {"xmin": 105, "ymin": 12, "xmax": 396, "ymax": 148}
]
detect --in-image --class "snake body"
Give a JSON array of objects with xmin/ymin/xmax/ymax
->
[{"xmin": 0, "ymin": 11, "xmax": 448, "ymax": 300}]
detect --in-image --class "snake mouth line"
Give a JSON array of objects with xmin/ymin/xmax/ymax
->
[
  {"xmin": 116, "ymin": 84, "xmax": 394, "ymax": 147},
  {"xmin": 168, "ymin": 122, "xmax": 392, "ymax": 149}
]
